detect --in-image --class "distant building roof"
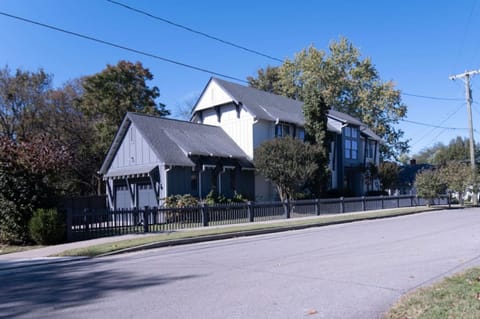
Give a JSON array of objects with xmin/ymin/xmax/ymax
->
[
  {"xmin": 99, "ymin": 112, "xmax": 252, "ymax": 174},
  {"xmin": 197, "ymin": 77, "xmax": 382, "ymax": 142}
]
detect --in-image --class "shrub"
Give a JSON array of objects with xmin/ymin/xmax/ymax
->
[
  {"xmin": 0, "ymin": 196, "xmax": 31, "ymax": 244},
  {"xmin": 29, "ymin": 208, "xmax": 65, "ymax": 245},
  {"xmin": 164, "ymin": 194, "xmax": 199, "ymax": 208}
]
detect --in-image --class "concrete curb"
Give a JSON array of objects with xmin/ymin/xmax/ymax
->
[{"xmin": 97, "ymin": 207, "xmax": 443, "ymax": 257}]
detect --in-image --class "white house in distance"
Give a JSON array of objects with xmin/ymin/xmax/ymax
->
[{"xmin": 100, "ymin": 77, "xmax": 382, "ymax": 209}]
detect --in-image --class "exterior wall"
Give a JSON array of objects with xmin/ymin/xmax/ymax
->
[
  {"xmin": 195, "ymin": 80, "xmax": 234, "ymax": 111},
  {"xmin": 110, "ymin": 124, "xmax": 159, "ymax": 170},
  {"xmin": 166, "ymin": 166, "xmax": 195, "ymax": 197},
  {"xmin": 202, "ymin": 103, "xmax": 256, "ymax": 159}
]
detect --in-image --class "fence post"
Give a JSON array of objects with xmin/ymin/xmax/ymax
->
[
  {"xmin": 284, "ymin": 199, "xmax": 291, "ymax": 219},
  {"xmin": 315, "ymin": 199, "xmax": 320, "ymax": 216},
  {"xmin": 247, "ymin": 201, "xmax": 254, "ymax": 222},
  {"xmin": 411, "ymin": 195, "xmax": 414, "ymax": 207},
  {"xmin": 66, "ymin": 206, "xmax": 73, "ymax": 242},
  {"xmin": 381, "ymin": 196, "xmax": 384, "ymax": 209},
  {"xmin": 397, "ymin": 196, "xmax": 400, "ymax": 208},
  {"xmin": 340, "ymin": 197, "xmax": 345, "ymax": 213},
  {"xmin": 201, "ymin": 203, "xmax": 209, "ymax": 226},
  {"xmin": 448, "ymin": 193, "xmax": 451, "ymax": 209},
  {"xmin": 361, "ymin": 196, "xmax": 366, "ymax": 211},
  {"xmin": 143, "ymin": 206, "xmax": 149, "ymax": 233}
]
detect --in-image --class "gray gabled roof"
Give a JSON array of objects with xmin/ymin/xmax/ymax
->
[
  {"xmin": 208, "ymin": 77, "xmax": 382, "ymax": 142},
  {"xmin": 100, "ymin": 113, "xmax": 251, "ymax": 174}
]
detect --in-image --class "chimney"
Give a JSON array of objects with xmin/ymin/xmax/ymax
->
[{"xmin": 410, "ymin": 159, "xmax": 417, "ymax": 166}]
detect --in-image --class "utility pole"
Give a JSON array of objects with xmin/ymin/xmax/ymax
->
[{"xmin": 449, "ymin": 69, "xmax": 479, "ymax": 205}]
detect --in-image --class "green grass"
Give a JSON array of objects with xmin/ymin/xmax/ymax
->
[
  {"xmin": 0, "ymin": 244, "xmax": 42, "ymax": 255},
  {"xmin": 56, "ymin": 206, "xmax": 439, "ymax": 257},
  {"xmin": 385, "ymin": 267, "xmax": 480, "ymax": 319}
]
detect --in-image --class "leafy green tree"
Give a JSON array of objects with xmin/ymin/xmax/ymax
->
[
  {"xmin": 413, "ymin": 136, "xmax": 479, "ymax": 165},
  {"xmin": 438, "ymin": 161, "xmax": 475, "ymax": 205},
  {"xmin": 302, "ymin": 82, "xmax": 330, "ymax": 195},
  {"xmin": 414, "ymin": 169, "xmax": 446, "ymax": 206},
  {"xmin": 378, "ymin": 161, "xmax": 399, "ymax": 191},
  {"xmin": 254, "ymin": 136, "xmax": 320, "ymax": 201},
  {"xmin": 78, "ymin": 60, "xmax": 170, "ymax": 158},
  {"xmin": 248, "ymin": 37, "xmax": 408, "ymax": 160}
]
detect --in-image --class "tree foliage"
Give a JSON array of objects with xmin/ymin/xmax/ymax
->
[
  {"xmin": 414, "ymin": 169, "xmax": 446, "ymax": 205},
  {"xmin": 254, "ymin": 136, "xmax": 320, "ymax": 201},
  {"xmin": 248, "ymin": 37, "xmax": 408, "ymax": 160},
  {"xmin": 78, "ymin": 60, "xmax": 170, "ymax": 158},
  {"xmin": 0, "ymin": 136, "xmax": 71, "ymax": 243},
  {"xmin": 378, "ymin": 161, "xmax": 399, "ymax": 190},
  {"xmin": 413, "ymin": 136, "xmax": 479, "ymax": 165}
]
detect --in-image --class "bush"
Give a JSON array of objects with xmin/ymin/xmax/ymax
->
[
  {"xmin": 0, "ymin": 196, "xmax": 31, "ymax": 244},
  {"xmin": 164, "ymin": 194, "xmax": 199, "ymax": 208},
  {"xmin": 29, "ymin": 208, "xmax": 65, "ymax": 245}
]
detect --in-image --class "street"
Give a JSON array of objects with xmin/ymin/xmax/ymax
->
[{"xmin": 2, "ymin": 208, "xmax": 480, "ymax": 319}]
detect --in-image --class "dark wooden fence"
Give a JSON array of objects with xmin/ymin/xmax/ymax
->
[{"xmin": 65, "ymin": 195, "xmax": 449, "ymax": 242}]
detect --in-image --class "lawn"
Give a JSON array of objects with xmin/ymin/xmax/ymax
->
[
  {"xmin": 0, "ymin": 244, "xmax": 42, "ymax": 255},
  {"xmin": 385, "ymin": 267, "xmax": 480, "ymax": 319}
]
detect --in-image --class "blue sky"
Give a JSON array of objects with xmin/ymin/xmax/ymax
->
[{"xmin": 1, "ymin": 0, "xmax": 480, "ymax": 157}]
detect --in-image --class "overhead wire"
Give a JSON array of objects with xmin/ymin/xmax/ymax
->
[
  {"xmin": 0, "ymin": 11, "xmax": 249, "ymax": 84},
  {"xmin": 401, "ymin": 92, "xmax": 464, "ymax": 101},
  {"xmin": 106, "ymin": 0, "xmax": 283, "ymax": 63}
]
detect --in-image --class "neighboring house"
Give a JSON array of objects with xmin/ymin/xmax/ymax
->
[
  {"xmin": 99, "ymin": 113, "xmax": 254, "ymax": 210},
  {"xmin": 397, "ymin": 159, "xmax": 433, "ymax": 195},
  {"xmin": 191, "ymin": 77, "xmax": 383, "ymax": 200}
]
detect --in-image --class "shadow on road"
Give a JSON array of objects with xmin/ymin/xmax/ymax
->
[{"xmin": 0, "ymin": 259, "xmax": 198, "ymax": 318}]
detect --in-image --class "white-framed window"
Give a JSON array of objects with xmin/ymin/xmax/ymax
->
[
  {"xmin": 367, "ymin": 140, "xmax": 375, "ymax": 159},
  {"xmin": 344, "ymin": 126, "xmax": 358, "ymax": 160}
]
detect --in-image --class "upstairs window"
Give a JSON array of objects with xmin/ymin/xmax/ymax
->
[
  {"xmin": 275, "ymin": 123, "xmax": 292, "ymax": 137},
  {"xmin": 367, "ymin": 140, "xmax": 375, "ymax": 158},
  {"xmin": 344, "ymin": 126, "xmax": 358, "ymax": 160}
]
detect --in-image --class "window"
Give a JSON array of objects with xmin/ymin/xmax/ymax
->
[
  {"xmin": 344, "ymin": 126, "xmax": 358, "ymax": 160},
  {"xmin": 367, "ymin": 140, "xmax": 375, "ymax": 158},
  {"xmin": 130, "ymin": 127, "xmax": 135, "ymax": 143},
  {"xmin": 296, "ymin": 128, "xmax": 305, "ymax": 140},
  {"xmin": 275, "ymin": 123, "xmax": 293, "ymax": 138}
]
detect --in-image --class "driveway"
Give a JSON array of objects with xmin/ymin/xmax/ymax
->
[{"xmin": 1, "ymin": 208, "xmax": 480, "ymax": 319}]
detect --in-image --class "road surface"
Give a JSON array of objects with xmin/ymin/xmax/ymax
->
[{"xmin": 2, "ymin": 208, "xmax": 480, "ymax": 319}]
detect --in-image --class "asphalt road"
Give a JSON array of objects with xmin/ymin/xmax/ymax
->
[{"xmin": 2, "ymin": 208, "xmax": 480, "ymax": 319}]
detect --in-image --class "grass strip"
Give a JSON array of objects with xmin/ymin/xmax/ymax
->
[
  {"xmin": 56, "ymin": 206, "xmax": 440, "ymax": 257},
  {"xmin": 0, "ymin": 245, "xmax": 43, "ymax": 255},
  {"xmin": 385, "ymin": 267, "xmax": 480, "ymax": 319}
]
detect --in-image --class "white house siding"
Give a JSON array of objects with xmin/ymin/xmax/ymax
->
[
  {"xmin": 195, "ymin": 80, "xmax": 234, "ymax": 112},
  {"xmin": 110, "ymin": 124, "xmax": 160, "ymax": 169},
  {"xmin": 202, "ymin": 103, "xmax": 255, "ymax": 159}
]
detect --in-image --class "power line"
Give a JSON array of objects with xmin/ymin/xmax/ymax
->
[
  {"xmin": 402, "ymin": 92, "xmax": 464, "ymax": 101},
  {"xmin": 400, "ymin": 119, "xmax": 469, "ymax": 130},
  {"xmin": 106, "ymin": 0, "xmax": 283, "ymax": 63},
  {"xmin": 0, "ymin": 11, "xmax": 249, "ymax": 84}
]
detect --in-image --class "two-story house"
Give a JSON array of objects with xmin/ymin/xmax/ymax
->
[
  {"xmin": 100, "ymin": 77, "xmax": 382, "ymax": 208},
  {"xmin": 191, "ymin": 77, "xmax": 382, "ymax": 200}
]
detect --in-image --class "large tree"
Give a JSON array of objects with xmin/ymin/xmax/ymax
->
[
  {"xmin": 254, "ymin": 136, "xmax": 320, "ymax": 201},
  {"xmin": 248, "ymin": 37, "xmax": 408, "ymax": 160},
  {"xmin": 78, "ymin": 60, "xmax": 170, "ymax": 158},
  {"xmin": 0, "ymin": 66, "xmax": 51, "ymax": 140}
]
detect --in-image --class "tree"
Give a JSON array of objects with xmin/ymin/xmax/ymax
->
[
  {"xmin": 302, "ymin": 82, "xmax": 330, "ymax": 195},
  {"xmin": 248, "ymin": 37, "xmax": 408, "ymax": 160},
  {"xmin": 414, "ymin": 168, "xmax": 446, "ymax": 206},
  {"xmin": 378, "ymin": 161, "xmax": 399, "ymax": 191},
  {"xmin": 0, "ymin": 135, "xmax": 71, "ymax": 243},
  {"xmin": 78, "ymin": 60, "xmax": 170, "ymax": 158},
  {"xmin": 413, "ymin": 136, "xmax": 479, "ymax": 165},
  {"xmin": 438, "ymin": 161, "xmax": 475, "ymax": 205},
  {"xmin": 0, "ymin": 66, "xmax": 51, "ymax": 140},
  {"xmin": 254, "ymin": 136, "xmax": 320, "ymax": 201}
]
